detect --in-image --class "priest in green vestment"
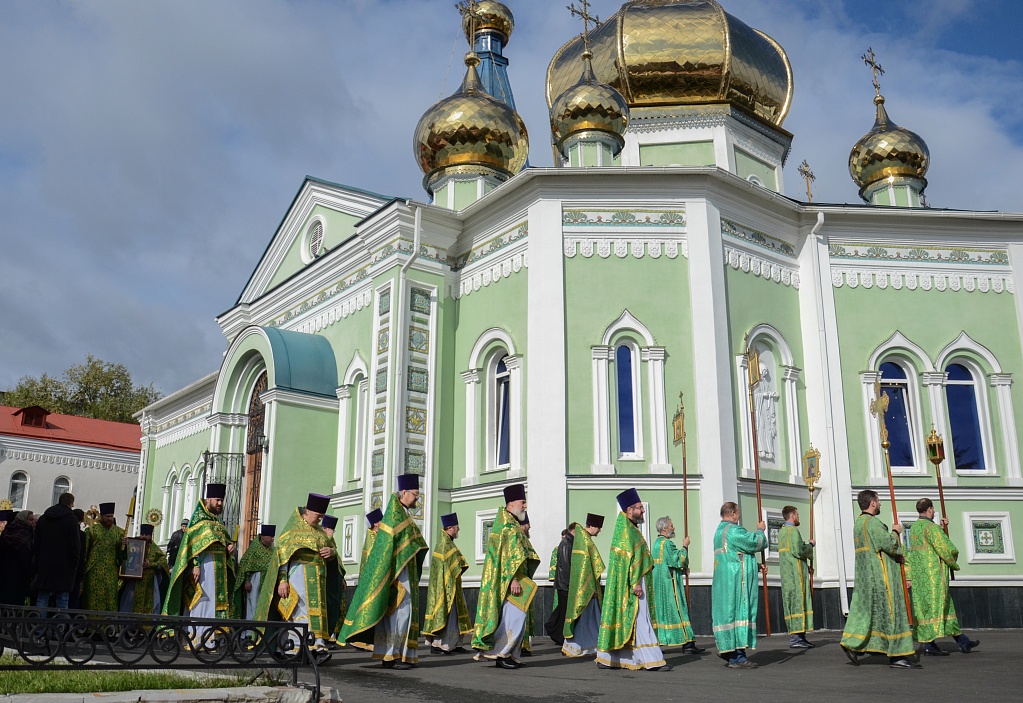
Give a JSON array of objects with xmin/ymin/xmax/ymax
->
[
  {"xmin": 907, "ymin": 498, "xmax": 979, "ymax": 655},
  {"xmin": 472, "ymin": 483, "xmax": 539, "ymax": 669},
  {"xmin": 423, "ymin": 512, "xmax": 471, "ymax": 654},
  {"xmin": 359, "ymin": 508, "xmax": 383, "ymax": 573},
  {"xmin": 118, "ymin": 523, "xmax": 169, "ymax": 614},
  {"xmin": 339, "ymin": 474, "xmax": 428, "ymax": 669},
  {"xmin": 319, "ymin": 514, "xmax": 348, "ymax": 646},
  {"xmin": 254, "ymin": 494, "xmax": 335, "ymax": 652},
  {"xmin": 596, "ymin": 489, "xmax": 670, "ymax": 672},
  {"xmin": 650, "ymin": 516, "xmax": 702, "ymax": 653},
  {"xmin": 562, "ymin": 513, "xmax": 604, "ymax": 657},
  {"xmin": 840, "ymin": 490, "xmax": 919, "ymax": 669},
  {"xmin": 235, "ymin": 524, "xmax": 275, "ymax": 619},
  {"xmin": 778, "ymin": 505, "xmax": 815, "ymax": 649},
  {"xmin": 712, "ymin": 501, "xmax": 767, "ymax": 669},
  {"xmin": 81, "ymin": 502, "xmax": 125, "ymax": 611},
  {"xmin": 163, "ymin": 483, "xmax": 238, "ymax": 633}
]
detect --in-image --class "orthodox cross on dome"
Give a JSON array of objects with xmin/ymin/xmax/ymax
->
[
  {"xmin": 568, "ymin": 0, "xmax": 600, "ymax": 55},
  {"xmin": 798, "ymin": 160, "xmax": 816, "ymax": 203},
  {"xmin": 862, "ymin": 47, "xmax": 885, "ymax": 98},
  {"xmin": 456, "ymin": 0, "xmax": 482, "ymax": 50}
]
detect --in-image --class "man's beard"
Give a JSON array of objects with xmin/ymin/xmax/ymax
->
[
  {"xmin": 667, "ymin": 530, "xmax": 676, "ymax": 538},
  {"xmin": 207, "ymin": 502, "xmax": 223, "ymax": 515},
  {"xmin": 630, "ymin": 514, "xmax": 643, "ymax": 525},
  {"xmin": 510, "ymin": 507, "xmax": 526, "ymax": 521}
]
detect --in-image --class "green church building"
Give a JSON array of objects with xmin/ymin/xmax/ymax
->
[{"xmin": 134, "ymin": 1, "xmax": 1023, "ymax": 631}]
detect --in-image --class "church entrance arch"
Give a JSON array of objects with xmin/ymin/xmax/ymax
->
[{"xmin": 241, "ymin": 371, "xmax": 268, "ymax": 549}]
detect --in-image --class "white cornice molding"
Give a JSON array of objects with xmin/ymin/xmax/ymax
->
[
  {"xmin": 154, "ymin": 412, "xmax": 215, "ymax": 449},
  {"xmin": 856, "ymin": 486, "xmax": 1023, "ymax": 501},
  {"xmin": 832, "ymin": 268, "xmax": 1014, "ymax": 294},
  {"xmin": 451, "ymin": 242, "xmax": 528, "ymax": 300},
  {"xmin": 737, "ymin": 477, "xmax": 809, "ymax": 500},
  {"xmin": 564, "ymin": 474, "xmax": 704, "ymax": 490},
  {"xmin": 724, "ymin": 245, "xmax": 800, "ymax": 288},
  {"xmin": 259, "ymin": 388, "xmax": 339, "ymax": 411},
  {"xmin": 565, "ymin": 237, "xmax": 688, "ymax": 260},
  {"xmin": 329, "ymin": 490, "xmax": 363, "ymax": 508},
  {"xmin": 439, "ymin": 479, "xmax": 528, "ymax": 504},
  {"xmin": 0, "ymin": 437, "xmax": 138, "ymax": 473}
]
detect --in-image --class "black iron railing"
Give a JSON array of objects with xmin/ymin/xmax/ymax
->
[{"xmin": 0, "ymin": 607, "xmax": 320, "ymax": 699}]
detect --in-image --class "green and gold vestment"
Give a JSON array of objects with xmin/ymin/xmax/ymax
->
[
  {"xmin": 233, "ymin": 538, "xmax": 273, "ymax": 605},
  {"xmin": 163, "ymin": 501, "xmax": 237, "ymax": 618},
  {"xmin": 359, "ymin": 529, "xmax": 376, "ymax": 572},
  {"xmin": 907, "ymin": 517, "xmax": 961, "ymax": 642},
  {"xmin": 254, "ymin": 508, "xmax": 332, "ymax": 640},
  {"xmin": 339, "ymin": 494, "xmax": 428, "ymax": 650},
  {"xmin": 840, "ymin": 513, "xmax": 914, "ymax": 657},
  {"xmin": 711, "ymin": 520, "xmax": 766, "ymax": 654},
  {"xmin": 778, "ymin": 524, "xmax": 814, "ymax": 634},
  {"xmin": 81, "ymin": 523, "xmax": 125, "ymax": 611},
  {"xmin": 650, "ymin": 535, "xmax": 694, "ymax": 646},
  {"xmin": 471, "ymin": 508, "xmax": 540, "ymax": 651},
  {"xmin": 597, "ymin": 513, "xmax": 654, "ymax": 652},
  {"xmin": 422, "ymin": 530, "xmax": 471, "ymax": 639},
  {"xmin": 564, "ymin": 524, "xmax": 604, "ymax": 639},
  {"xmin": 123, "ymin": 540, "xmax": 170, "ymax": 614}
]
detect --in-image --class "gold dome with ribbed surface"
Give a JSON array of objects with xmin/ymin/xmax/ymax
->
[
  {"xmin": 413, "ymin": 55, "xmax": 529, "ymax": 191},
  {"xmin": 849, "ymin": 96, "xmax": 929, "ymax": 195},
  {"xmin": 551, "ymin": 55, "xmax": 630, "ymax": 152},
  {"xmin": 463, "ymin": 1, "xmax": 514, "ymax": 44},
  {"xmin": 546, "ymin": 0, "xmax": 793, "ymax": 127}
]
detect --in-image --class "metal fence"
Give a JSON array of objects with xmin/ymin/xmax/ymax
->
[
  {"xmin": 0, "ymin": 606, "xmax": 320, "ymax": 699},
  {"xmin": 203, "ymin": 451, "xmax": 245, "ymax": 537}
]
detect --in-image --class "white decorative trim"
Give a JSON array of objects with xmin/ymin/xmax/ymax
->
[
  {"xmin": 858, "ymin": 486, "xmax": 1023, "ymax": 501},
  {"xmin": 475, "ymin": 508, "xmax": 499, "ymax": 564},
  {"xmin": 0, "ymin": 441, "xmax": 138, "ymax": 475},
  {"xmin": 564, "ymin": 237, "xmax": 687, "ymax": 260},
  {"xmin": 868, "ymin": 331, "xmax": 935, "ymax": 373},
  {"xmin": 259, "ymin": 388, "xmax": 339, "ymax": 411},
  {"xmin": 831, "ymin": 269, "xmax": 1013, "ymax": 294},
  {"xmin": 565, "ymin": 474, "xmax": 703, "ymax": 490},
  {"xmin": 452, "ymin": 244, "xmax": 528, "ymax": 300},
  {"xmin": 340, "ymin": 514, "xmax": 359, "ymax": 565},
  {"xmin": 602, "ymin": 310, "xmax": 655, "ymax": 347},
  {"xmin": 277, "ymin": 286, "xmax": 373, "ymax": 335},
  {"xmin": 724, "ymin": 246, "xmax": 800, "ymax": 288},
  {"xmin": 962, "ymin": 512, "xmax": 1015, "ymax": 564},
  {"xmin": 155, "ymin": 412, "xmax": 215, "ymax": 449}
]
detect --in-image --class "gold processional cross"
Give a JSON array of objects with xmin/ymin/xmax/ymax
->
[
  {"xmin": 869, "ymin": 379, "xmax": 890, "ymax": 452},
  {"xmin": 798, "ymin": 160, "xmax": 815, "ymax": 203}
]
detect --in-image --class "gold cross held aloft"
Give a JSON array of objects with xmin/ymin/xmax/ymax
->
[
  {"xmin": 862, "ymin": 47, "xmax": 885, "ymax": 97},
  {"xmin": 568, "ymin": 0, "xmax": 600, "ymax": 54},
  {"xmin": 797, "ymin": 160, "xmax": 816, "ymax": 203},
  {"xmin": 869, "ymin": 378, "xmax": 891, "ymax": 450},
  {"xmin": 456, "ymin": 0, "xmax": 482, "ymax": 49}
]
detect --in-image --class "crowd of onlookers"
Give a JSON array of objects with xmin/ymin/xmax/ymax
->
[{"xmin": 0, "ymin": 492, "xmax": 88, "ymax": 608}]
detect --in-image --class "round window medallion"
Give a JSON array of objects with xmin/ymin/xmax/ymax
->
[{"xmin": 308, "ymin": 221, "xmax": 324, "ymax": 259}]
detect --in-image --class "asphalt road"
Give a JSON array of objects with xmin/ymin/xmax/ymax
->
[{"xmin": 316, "ymin": 630, "xmax": 1023, "ymax": 703}]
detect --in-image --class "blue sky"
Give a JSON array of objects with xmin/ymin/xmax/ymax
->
[{"xmin": 0, "ymin": 0, "xmax": 1020, "ymax": 398}]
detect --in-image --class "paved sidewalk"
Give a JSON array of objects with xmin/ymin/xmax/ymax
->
[{"xmin": 318, "ymin": 630, "xmax": 1022, "ymax": 703}]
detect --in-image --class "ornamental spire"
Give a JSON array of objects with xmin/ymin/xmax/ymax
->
[
  {"xmin": 861, "ymin": 47, "xmax": 885, "ymax": 101},
  {"xmin": 568, "ymin": 0, "xmax": 600, "ymax": 57}
]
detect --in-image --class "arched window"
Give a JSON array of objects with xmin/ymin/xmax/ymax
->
[
  {"xmin": 52, "ymin": 476, "xmax": 71, "ymax": 505},
  {"xmin": 8, "ymin": 471, "xmax": 28, "ymax": 509},
  {"xmin": 880, "ymin": 361, "xmax": 915, "ymax": 468},
  {"xmin": 615, "ymin": 343, "xmax": 640, "ymax": 457},
  {"xmin": 945, "ymin": 363, "xmax": 986, "ymax": 471},
  {"xmin": 493, "ymin": 355, "xmax": 512, "ymax": 469}
]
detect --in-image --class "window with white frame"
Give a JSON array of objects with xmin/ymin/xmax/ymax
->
[
  {"xmin": 351, "ymin": 374, "xmax": 369, "ymax": 481},
  {"xmin": 879, "ymin": 361, "xmax": 916, "ymax": 469},
  {"xmin": 944, "ymin": 362, "xmax": 986, "ymax": 472},
  {"xmin": 490, "ymin": 353, "xmax": 512, "ymax": 470},
  {"xmin": 52, "ymin": 476, "xmax": 71, "ymax": 505},
  {"xmin": 614, "ymin": 342, "xmax": 642, "ymax": 459},
  {"xmin": 8, "ymin": 471, "xmax": 28, "ymax": 509}
]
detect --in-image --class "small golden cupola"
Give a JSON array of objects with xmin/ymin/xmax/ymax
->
[
  {"xmin": 550, "ymin": 1, "xmax": 630, "ymax": 166},
  {"xmin": 413, "ymin": 2, "xmax": 529, "ymax": 209},
  {"xmin": 849, "ymin": 48, "xmax": 930, "ymax": 207}
]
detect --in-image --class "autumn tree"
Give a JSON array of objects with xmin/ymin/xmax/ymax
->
[{"xmin": 2, "ymin": 356, "xmax": 161, "ymax": 423}]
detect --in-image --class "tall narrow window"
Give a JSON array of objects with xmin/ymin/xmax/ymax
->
[
  {"xmin": 353, "ymin": 376, "xmax": 369, "ymax": 481},
  {"xmin": 495, "ymin": 356, "xmax": 511, "ymax": 468},
  {"xmin": 52, "ymin": 476, "xmax": 71, "ymax": 505},
  {"xmin": 8, "ymin": 471, "xmax": 28, "ymax": 509},
  {"xmin": 880, "ymin": 362, "xmax": 915, "ymax": 467},
  {"xmin": 945, "ymin": 363, "xmax": 986, "ymax": 471},
  {"xmin": 616, "ymin": 344, "xmax": 637, "ymax": 455}
]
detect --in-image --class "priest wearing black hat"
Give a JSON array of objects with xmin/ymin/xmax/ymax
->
[
  {"xmin": 81, "ymin": 501, "xmax": 126, "ymax": 611},
  {"xmin": 163, "ymin": 482, "xmax": 238, "ymax": 632},
  {"xmin": 235, "ymin": 524, "xmax": 275, "ymax": 619},
  {"xmin": 471, "ymin": 483, "xmax": 540, "ymax": 669},
  {"xmin": 254, "ymin": 494, "xmax": 335, "ymax": 652},
  {"xmin": 595, "ymin": 489, "xmax": 670, "ymax": 671},
  {"xmin": 423, "ymin": 512, "xmax": 471, "ymax": 654},
  {"xmin": 339, "ymin": 474, "xmax": 428, "ymax": 669},
  {"xmin": 359, "ymin": 508, "xmax": 383, "ymax": 572},
  {"xmin": 562, "ymin": 513, "xmax": 606, "ymax": 657}
]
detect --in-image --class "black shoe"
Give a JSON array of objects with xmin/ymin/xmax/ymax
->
[
  {"xmin": 842, "ymin": 646, "xmax": 861, "ymax": 666},
  {"xmin": 432, "ymin": 646, "xmax": 453, "ymax": 655},
  {"xmin": 890, "ymin": 658, "xmax": 922, "ymax": 669},
  {"xmin": 520, "ymin": 649, "xmax": 532, "ymax": 657},
  {"xmin": 495, "ymin": 657, "xmax": 520, "ymax": 670},
  {"xmin": 800, "ymin": 637, "xmax": 815, "ymax": 649},
  {"xmin": 726, "ymin": 660, "xmax": 758, "ymax": 669},
  {"xmin": 452, "ymin": 646, "xmax": 470, "ymax": 654},
  {"xmin": 682, "ymin": 644, "xmax": 706, "ymax": 654},
  {"xmin": 392, "ymin": 662, "xmax": 414, "ymax": 670},
  {"xmin": 648, "ymin": 664, "xmax": 673, "ymax": 672},
  {"xmin": 597, "ymin": 663, "xmax": 613, "ymax": 669},
  {"xmin": 958, "ymin": 638, "xmax": 980, "ymax": 653},
  {"xmin": 381, "ymin": 660, "xmax": 395, "ymax": 669},
  {"xmin": 922, "ymin": 645, "xmax": 949, "ymax": 656}
]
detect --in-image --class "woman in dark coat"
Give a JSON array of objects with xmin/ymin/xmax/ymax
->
[{"xmin": 0, "ymin": 510, "xmax": 36, "ymax": 605}]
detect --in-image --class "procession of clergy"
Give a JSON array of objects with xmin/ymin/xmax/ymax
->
[{"xmin": 33, "ymin": 472, "xmax": 978, "ymax": 671}]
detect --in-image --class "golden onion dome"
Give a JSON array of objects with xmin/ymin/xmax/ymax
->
[
  {"xmin": 546, "ymin": 0, "xmax": 793, "ymax": 127},
  {"xmin": 463, "ymin": 1, "xmax": 514, "ymax": 44},
  {"xmin": 413, "ymin": 54, "xmax": 529, "ymax": 191},
  {"xmin": 849, "ymin": 95, "xmax": 929, "ymax": 194},
  {"xmin": 551, "ymin": 53, "xmax": 630, "ymax": 153}
]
